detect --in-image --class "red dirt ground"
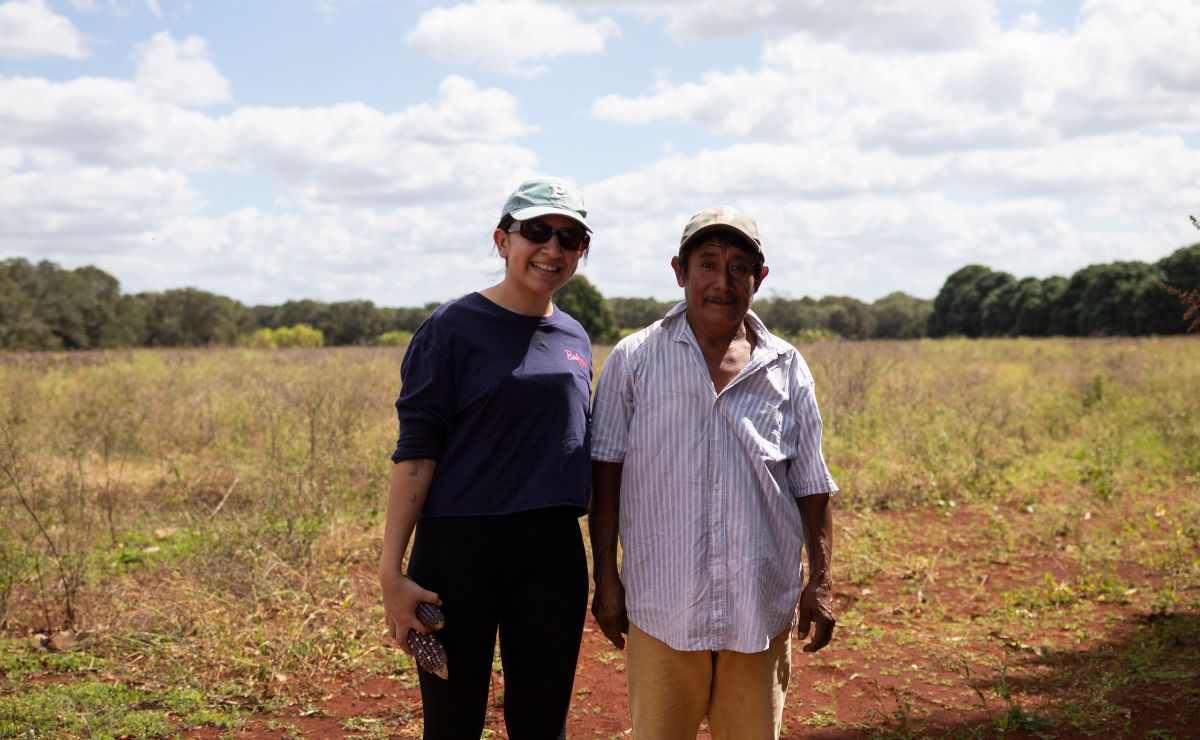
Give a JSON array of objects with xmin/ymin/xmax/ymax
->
[
  {"xmin": 182, "ymin": 507, "xmax": 1200, "ymax": 738},
  {"xmin": 190, "ymin": 600, "xmax": 1200, "ymax": 739}
]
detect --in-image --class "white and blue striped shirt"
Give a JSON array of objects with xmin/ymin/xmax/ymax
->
[{"xmin": 591, "ymin": 301, "xmax": 838, "ymax": 653}]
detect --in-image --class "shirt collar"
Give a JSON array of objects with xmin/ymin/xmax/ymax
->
[{"xmin": 663, "ymin": 301, "xmax": 786, "ymax": 363}]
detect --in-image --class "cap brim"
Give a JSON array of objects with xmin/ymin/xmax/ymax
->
[
  {"xmin": 680, "ymin": 224, "xmax": 762, "ymax": 254},
  {"xmin": 510, "ymin": 206, "xmax": 591, "ymax": 232}
]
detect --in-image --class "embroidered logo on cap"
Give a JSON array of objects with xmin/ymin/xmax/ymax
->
[{"xmin": 548, "ymin": 184, "xmax": 565, "ymax": 200}]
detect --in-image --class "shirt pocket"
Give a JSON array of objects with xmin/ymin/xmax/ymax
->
[{"xmin": 731, "ymin": 371, "xmax": 786, "ymax": 456}]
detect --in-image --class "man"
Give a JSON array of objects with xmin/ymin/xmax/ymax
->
[{"xmin": 589, "ymin": 205, "xmax": 837, "ymax": 740}]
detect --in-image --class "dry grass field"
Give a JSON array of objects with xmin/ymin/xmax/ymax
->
[{"xmin": 1, "ymin": 337, "xmax": 1197, "ymax": 738}]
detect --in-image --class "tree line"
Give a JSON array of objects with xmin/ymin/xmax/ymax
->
[
  {"xmin": 928, "ymin": 243, "xmax": 1199, "ymax": 338},
  {"xmin": 1, "ymin": 242, "xmax": 1196, "ymax": 350}
]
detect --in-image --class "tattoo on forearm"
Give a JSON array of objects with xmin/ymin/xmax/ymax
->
[{"xmin": 408, "ymin": 464, "xmax": 420, "ymax": 477}]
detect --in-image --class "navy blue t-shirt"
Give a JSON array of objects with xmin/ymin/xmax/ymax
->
[{"xmin": 391, "ymin": 292, "xmax": 593, "ymax": 518}]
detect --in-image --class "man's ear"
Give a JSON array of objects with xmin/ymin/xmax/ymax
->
[
  {"xmin": 754, "ymin": 264, "xmax": 769, "ymax": 292},
  {"xmin": 671, "ymin": 255, "xmax": 685, "ymax": 288}
]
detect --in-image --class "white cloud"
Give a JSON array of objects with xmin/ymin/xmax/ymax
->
[
  {"xmin": 593, "ymin": 2, "xmax": 1200, "ymax": 149},
  {"xmin": 1014, "ymin": 11, "xmax": 1041, "ymax": 30},
  {"xmin": 0, "ymin": 72, "xmax": 537, "ymax": 206},
  {"xmin": 667, "ymin": 0, "xmax": 995, "ymax": 49},
  {"xmin": 66, "ymin": 0, "xmax": 161, "ymax": 17},
  {"xmin": 0, "ymin": 165, "xmax": 202, "ymax": 255},
  {"xmin": 221, "ymin": 102, "xmax": 539, "ymax": 206},
  {"xmin": 582, "ymin": 183, "xmax": 1133, "ymax": 303},
  {"xmin": 561, "ymin": 0, "xmax": 994, "ymax": 49},
  {"xmin": 952, "ymin": 134, "xmax": 1200, "ymax": 198},
  {"xmin": 575, "ymin": 129, "xmax": 1200, "ymax": 302},
  {"xmin": 592, "ymin": 143, "xmax": 947, "ymax": 210},
  {"xmin": 395, "ymin": 74, "xmax": 533, "ymax": 143},
  {"xmin": 0, "ymin": 61, "xmax": 549, "ymax": 303},
  {"xmin": 0, "ymin": 145, "xmax": 22, "ymax": 169},
  {"xmin": 0, "ymin": 0, "xmax": 87, "ymax": 59},
  {"xmin": 406, "ymin": 0, "xmax": 619, "ymax": 76},
  {"xmin": 5, "ymin": 1, "xmax": 1198, "ymax": 308},
  {"xmin": 132, "ymin": 31, "xmax": 232, "ymax": 106},
  {"xmin": 33, "ymin": 195, "xmax": 517, "ymax": 305},
  {"xmin": 218, "ymin": 75, "xmax": 537, "ymax": 205},
  {"xmin": 140, "ymin": 201, "xmax": 503, "ymax": 303},
  {"xmin": 0, "ymin": 76, "xmax": 223, "ymax": 168}
]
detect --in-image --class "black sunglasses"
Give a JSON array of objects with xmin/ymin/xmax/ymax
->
[{"xmin": 508, "ymin": 219, "xmax": 590, "ymax": 252}]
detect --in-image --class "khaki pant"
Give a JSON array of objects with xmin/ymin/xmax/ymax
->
[{"xmin": 626, "ymin": 622, "xmax": 791, "ymax": 740}]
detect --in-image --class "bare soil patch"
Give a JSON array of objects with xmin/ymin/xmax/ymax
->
[{"xmin": 184, "ymin": 503, "xmax": 1200, "ymax": 739}]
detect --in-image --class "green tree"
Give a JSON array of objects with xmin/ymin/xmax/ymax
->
[
  {"xmin": 275, "ymin": 299, "xmax": 328, "ymax": 330},
  {"xmin": 869, "ymin": 292, "xmax": 932, "ymax": 339},
  {"xmin": 381, "ymin": 302, "xmax": 442, "ymax": 333},
  {"xmin": 608, "ymin": 297, "xmax": 673, "ymax": 332},
  {"xmin": 1009, "ymin": 276, "xmax": 1066, "ymax": 337},
  {"xmin": 320, "ymin": 300, "xmax": 383, "ymax": 345},
  {"xmin": 929, "ymin": 265, "xmax": 1014, "ymax": 338},
  {"xmin": 115, "ymin": 294, "xmax": 149, "ymax": 345},
  {"xmin": 73, "ymin": 266, "xmax": 125, "ymax": 348},
  {"xmin": 378, "ymin": 330, "xmax": 415, "ymax": 346},
  {"xmin": 275, "ymin": 324, "xmax": 323, "ymax": 348},
  {"xmin": 819, "ymin": 296, "xmax": 874, "ymax": 339},
  {"xmin": 0, "ymin": 259, "xmax": 128, "ymax": 349},
  {"xmin": 555, "ymin": 275, "xmax": 616, "ymax": 342},
  {"xmin": 0, "ymin": 268, "xmax": 53, "ymax": 349},
  {"xmin": 757, "ymin": 296, "xmax": 824, "ymax": 337},
  {"xmin": 1146, "ymin": 243, "xmax": 1200, "ymax": 333},
  {"xmin": 1076, "ymin": 262, "xmax": 1157, "ymax": 336},
  {"xmin": 980, "ymin": 280, "xmax": 1021, "ymax": 336},
  {"xmin": 930, "ymin": 265, "xmax": 990, "ymax": 338},
  {"xmin": 138, "ymin": 288, "xmax": 251, "ymax": 346}
]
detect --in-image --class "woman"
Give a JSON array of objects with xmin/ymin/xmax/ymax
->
[{"xmin": 379, "ymin": 176, "xmax": 594, "ymax": 739}]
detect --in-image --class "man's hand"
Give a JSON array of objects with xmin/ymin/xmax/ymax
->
[
  {"xmin": 591, "ymin": 574, "xmax": 629, "ymax": 649},
  {"xmin": 797, "ymin": 576, "xmax": 835, "ymax": 652},
  {"xmin": 380, "ymin": 570, "xmax": 441, "ymax": 655}
]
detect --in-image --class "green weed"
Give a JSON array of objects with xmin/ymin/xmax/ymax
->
[{"xmin": 0, "ymin": 680, "xmax": 241, "ymax": 738}]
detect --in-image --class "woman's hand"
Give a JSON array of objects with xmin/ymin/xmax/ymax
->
[
  {"xmin": 380, "ymin": 570, "xmax": 441, "ymax": 654},
  {"xmin": 378, "ymin": 460, "xmax": 438, "ymax": 654}
]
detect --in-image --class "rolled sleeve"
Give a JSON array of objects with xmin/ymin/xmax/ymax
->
[
  {"xmin": 785, "ymin": 358, "xmax": 839, "ymax": 498},
  {"xmin": 590, "ymin": 342, "xmax": 633, "ymax": 463},
  {"xmin": 391, "ymin": 318, "xmax": 454, "ymax": 463}
]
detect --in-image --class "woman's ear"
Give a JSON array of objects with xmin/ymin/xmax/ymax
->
[{"xmin": 493, "ymin": 228, "xmax": 509, "ymax": 259}]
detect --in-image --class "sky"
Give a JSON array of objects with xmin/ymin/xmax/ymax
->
[{"xmin": 1, "ymin": 0, "xmax": 1199, "ymax": 308}]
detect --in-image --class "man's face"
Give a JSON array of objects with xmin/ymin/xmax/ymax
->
[{"xmin": 671, "ymin": 236, "xmax": 767, "ymax": 335}]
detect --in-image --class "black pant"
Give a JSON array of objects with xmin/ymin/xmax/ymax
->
[{"xmin": 408, "ymin": 508, "xmax": 589, "ymax": 740}]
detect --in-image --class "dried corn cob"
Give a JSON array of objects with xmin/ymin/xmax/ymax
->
[
  {"xmin": 415, "ymin": 602, "xmax": 446, "ymax": 630},
  {"xmin": 407, "ymin": 629, "xmax": 448, "ymax": 679}
]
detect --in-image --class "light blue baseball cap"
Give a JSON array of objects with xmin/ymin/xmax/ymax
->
[{"xmin": 502, "ymin": 176, "xmax": 591, "ymax": 231}]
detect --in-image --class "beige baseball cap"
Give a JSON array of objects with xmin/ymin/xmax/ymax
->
[{"xmin": 678, "ymin": 205, "xmax": 762, "ymax": 257}]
